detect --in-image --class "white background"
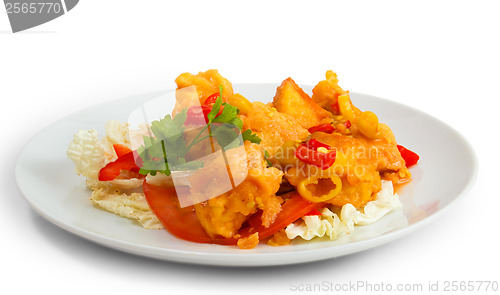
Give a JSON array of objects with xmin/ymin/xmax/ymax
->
[{"xmin": 1, "ymin": 0, "xmax": 499, "ymax": 294}]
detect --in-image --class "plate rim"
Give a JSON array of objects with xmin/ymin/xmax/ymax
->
[{"xmin": 14, "ymin": 85, "xmax": 478, "ymax": 266}]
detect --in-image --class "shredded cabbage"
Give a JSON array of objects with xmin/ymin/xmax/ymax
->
[
  {"xmin": 90, "ymin": 188, "xmax": 163, "ymax": 229},
  {"xmin": 67, "ymin": 120, "xmax": 138, "ymax": 180},
  {"xmin": 285, "ymin": 181, "xmax": 402, "ymax": 241},
  {"xmin": 101, "ymin": 120, "xmax": 130, "ymax": 150},
  {"xmin": 67, "ymin": 129, "xmax": 106, "ymax": 180}
]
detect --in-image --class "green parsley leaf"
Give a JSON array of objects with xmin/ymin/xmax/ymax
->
[
  {"xmin": 137, "ymin": 111, "xmax": 190, "ymax": 176},
  {"xmin": 137, "ymin": 85, "xmax": 262, "ymax": 176},
  {"xmin": 170, "ymin": 160, "xmax": 204, "ymax": 171},
  {"xmin": 212, "ymin": 124, "xmax": 242, "ymax": 150},
  {"xmin": 229, "ymin": 117, "xmax": 243, "ymax": 130},
  {"xmin": 212, "ymin": 102, "xmax": 239, "ymax": 124},
  {"xmin": 173, "ymin": 108, "xmax": 188, "ymax": 127},
  {"xmin": 241, "ymin": 129, "xmax": 262, "ymax": 144},
  {"xmin": 207, "ymin": 95, "xmax": 223, "ymax": 123},
  {"xmin": 264, "ymin": 150, "xmax": 272, "ymax": 167}
]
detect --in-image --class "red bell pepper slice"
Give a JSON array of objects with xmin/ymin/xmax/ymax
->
[
  {"xmin": 397, "ymin": 145, "xmax": 420, "ymax": 167},
  {"xmin": 112, "ymin": 144, "xmax": 132, "ymax": 158},
  {"xmin": 308, "ymin": 123, "xmax": 335, "ymax": 134},
  {"xmin": 344, "ymin": 120, "xmax": 351, "ymax": 128},
  {"xmin": 303, "ymin": 209, "xmax": 322, "ymax": 216},
  {"xmin": 98, "ymin": 145, "xmax": 140, "ymax": 181},
  {"xmin": 240, "ymin": 191, "xmax": 325, "ymax": 240}
]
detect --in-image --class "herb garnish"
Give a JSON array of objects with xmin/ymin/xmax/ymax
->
[{"xmin": 137, "ymin": 89, "xmax": 261, "ymax": 176}]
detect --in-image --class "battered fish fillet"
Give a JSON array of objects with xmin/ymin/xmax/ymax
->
[
  {"xmin": 273, "ymin": 77, "xmax": 333, "ymax": 129},
  {"xmin": 175, "ymin": 69, "xmax": 234, "ymax": 104},
  {"xmin": 191, "ymin": 142, "xmax": 284, "ymax": 239},
  {"xmin": 243, "ymin": 102, "xmax": 310, "ymax": 156}
]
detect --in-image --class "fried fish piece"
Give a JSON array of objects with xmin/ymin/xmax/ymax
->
[
  {"xmin": 175, "ymin": 69, "xmax": 234, "ymax": 105},
  {"xmin": 273, "ymin": 77, "xmax": 333, "ymax": 129},
  {"xmin": 191, "ymin": 142, "xmax": 284, "ymax": 239},
  {"xmin": 243, "ymin": 102, "xmax": 309, "ymax": 156},
  {"xmin": 311, "ymin": 70, "xmax": 348, "ymax": 113}
]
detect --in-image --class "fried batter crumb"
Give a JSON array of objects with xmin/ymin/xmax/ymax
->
[
  {"xmin": 237, "ymin": 232, "xmax": 260, "ymax": 249},
  {"xmin": 267, "ymin": 229, "xmax": 290, "ymax": 246}
]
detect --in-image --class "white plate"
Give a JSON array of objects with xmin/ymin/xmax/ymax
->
[{"xmin": 15, "ymin": 84, "xmax": 477, "ymax": 266}]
